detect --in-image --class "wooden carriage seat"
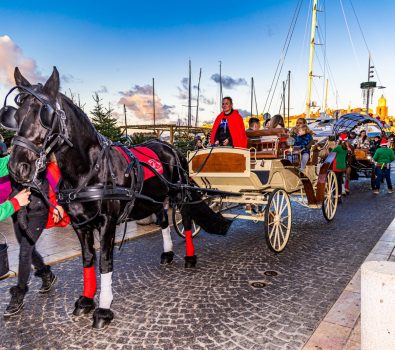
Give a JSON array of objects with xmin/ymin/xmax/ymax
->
[{"xmin": 246, "ymin": 128, "xmax": 289, "ymax": 159}]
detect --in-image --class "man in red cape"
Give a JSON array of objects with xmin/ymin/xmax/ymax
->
[{"xmin": 210, "ymin": 97, "xmax": 247, "ymax": 148}]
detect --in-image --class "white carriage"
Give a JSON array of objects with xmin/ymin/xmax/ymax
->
[{"xmin": 173, "ymin": 128, "xmax": 339, "ymax": 253}]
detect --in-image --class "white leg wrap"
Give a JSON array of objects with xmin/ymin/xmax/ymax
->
[
  {"xmin": 161, "ymin": 226, "xmax": 173, "ymax": 252},
  {"xmin": 99, "ymin": 272, "xmax": 113, "ymax": 309}
]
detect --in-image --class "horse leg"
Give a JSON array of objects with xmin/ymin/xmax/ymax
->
[
  {"xmin": 158, "ymin": 199, "xmax": 174, "ymax": 264},
  {"xmin": 73, "ymin": 229, "xmax": 97, "ymax": 316},
  {"xmin": 182, "ymin": 212, "xmax": 197, "ymax": 268},
  {"xmin": 92, "ymin": 219, "xmax": 117, "ymax": 329}
]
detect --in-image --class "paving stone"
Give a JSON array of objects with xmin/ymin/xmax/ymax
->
[{"xmin": 0, "ymin": 178, "xmax": 394, "ymax": 349}]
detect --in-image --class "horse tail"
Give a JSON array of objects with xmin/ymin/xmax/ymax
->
[{"xmin": 180, "ymin": 191, "xmax": 231, "ymax": 235}]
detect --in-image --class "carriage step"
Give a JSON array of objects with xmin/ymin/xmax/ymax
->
[{"xmin": 222, "ymin": 213, "xmax": 265, "ymax": 221}]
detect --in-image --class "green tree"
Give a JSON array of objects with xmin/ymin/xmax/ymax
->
[
  {"xmin": 0, "ymin": 127, "xmax": 15, "ymax": 146},
  {"xmin": 90, "ymin": 92, "xmax": 121, "ymax": 141}
]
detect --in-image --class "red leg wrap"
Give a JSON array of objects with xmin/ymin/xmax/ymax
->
[
  {"xmin": 185, "ymin": 230, "xmax": 195, "ymax": 256},
  {"xmin": 345, "ymin": 179, "xmax": 350, "ymax": 190},
  {"xmin": 82, "ymin": 266, "xmax": 96, "ymax": 298}
]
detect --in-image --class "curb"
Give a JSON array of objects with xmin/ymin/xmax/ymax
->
[{"xmin": 302, "ymin": 216, "xmax": 395, "ymax": 350}]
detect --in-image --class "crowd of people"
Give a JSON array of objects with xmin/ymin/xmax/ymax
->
[{"xmin": 195, "ymin": 96, "xmax": 395, "ymax": 196}]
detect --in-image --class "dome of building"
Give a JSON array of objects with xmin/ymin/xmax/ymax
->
[{"xmin": 378, "ymin": 94, "xmax": 387, "ymax": 107}]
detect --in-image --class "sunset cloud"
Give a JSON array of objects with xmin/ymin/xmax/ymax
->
[
  {"xmin": 118, "ymin": 84, "xmax": 174, "ymax": 122},
  {"xmin": 0, "ymin": 35, "xmax": 46, "ymax": 87}
]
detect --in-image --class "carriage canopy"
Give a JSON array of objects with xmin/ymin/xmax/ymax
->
[{"xmin": 332, "ymin": 113, "xmax": 385, "ymax": 136}]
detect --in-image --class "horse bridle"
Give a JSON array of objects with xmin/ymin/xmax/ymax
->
[{"xmin": 0, "ymin": 85, "xmax": 73, "ymax": 184}]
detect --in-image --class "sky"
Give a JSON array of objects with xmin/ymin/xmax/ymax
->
[{"xmin": 0, "ymin": 0, "xmax": 394, "ymax": 126}]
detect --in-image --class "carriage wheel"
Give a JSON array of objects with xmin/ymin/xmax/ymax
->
[
  {"xmin": 322, "ymin": 170, "xmax": 338, "ymax": 221},
  {"xmin": 264, "ymin": 189, "xmax": 292, "ymax": 253},
  {"xmin": 171, "ymin": 207, "xmax": 201, "ymax": 239}
]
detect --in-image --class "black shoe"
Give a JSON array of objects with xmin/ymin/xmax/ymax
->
[
  {"xmin": 35, "ymin": 266, "xmax": 57, "ymax": 293},
  {"xmin": 4, "ymin": 286, "xmax": 27, "ymax": 317}
]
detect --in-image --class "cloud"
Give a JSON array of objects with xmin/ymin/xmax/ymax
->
[
  {"xmin": 210, "ymin": 74, "xmax": 247, "ymax": 89},
  {"xmin": 177, "ymin": 77, "xmax": 215, "ymax": 106},
  {"xmin": 118, "ymin": 84, "xmax": 174, "ymax": 121},
  {"xmin": 61, "ymin": 74, "xmax": 82, "ymax": 84},
  {"xmin": 0, "ymin": 35, "xmax": 46, "ymax": 87},
  {"xmin": 94, "ymin": 85, "xmax": 108, "ymax": 94},
  {"xmin": 238, "ymin": 109, "xmax": 250, "ymax": 118}
]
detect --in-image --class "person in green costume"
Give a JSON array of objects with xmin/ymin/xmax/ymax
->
[{"xmin": 373, "ymin": 139, "xmax": 395, "ymax": 194}]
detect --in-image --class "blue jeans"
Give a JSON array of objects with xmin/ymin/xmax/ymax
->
[{"xmin": 375, "ymin": 166, "xmax": 392, "ymax": 190}]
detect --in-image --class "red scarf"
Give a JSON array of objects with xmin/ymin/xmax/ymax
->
[{"xmin": 210, "ymin": 110, "xmax": 247, "ymax": 148}]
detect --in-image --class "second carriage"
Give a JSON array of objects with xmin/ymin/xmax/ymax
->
[{"xmin": 173, "ymin": 127, "xmax": 339, "ymax": 253}]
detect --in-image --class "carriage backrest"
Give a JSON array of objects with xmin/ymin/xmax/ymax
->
[{"xmin": 246, "ymin": 128, "xmax": 289, "ymax": 159}]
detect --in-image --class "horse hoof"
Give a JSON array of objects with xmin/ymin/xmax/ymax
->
[
  {"xmin": 160, "ymin": 251, "xmax": 174, "ymax": 265},
  {"xmin": 184, "ymin": 255, "xmax": 197, "ymax": 268},
  {"xmin": 92, "ymin": 308, "xmax": 114, "ymax": 329},
  {"xmin": 73, "ymin": 296, "xmax": 96, "ymax": 316}
]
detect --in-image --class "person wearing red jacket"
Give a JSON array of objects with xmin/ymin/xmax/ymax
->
[{"xmin": 210, "ymin": 97, "xmax": 247, "ymax": 148}]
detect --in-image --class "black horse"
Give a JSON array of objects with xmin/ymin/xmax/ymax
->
[{"xmin": 4, "ymin": 67, "xmax": 230, "ymax": 328}]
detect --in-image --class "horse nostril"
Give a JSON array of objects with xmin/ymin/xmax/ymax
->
[{"xmin": 17, "ymin": 162, "xmax": 31, "ymax": 180}]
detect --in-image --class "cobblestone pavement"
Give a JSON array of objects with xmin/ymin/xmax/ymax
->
[{"xmin": 1, "ymin": 178, "xmax": 395, "ymax": 350}]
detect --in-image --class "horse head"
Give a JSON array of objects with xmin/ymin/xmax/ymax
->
[{"xmin": 2, "ymin": 67, "xmax": 68, "ymax": 184}]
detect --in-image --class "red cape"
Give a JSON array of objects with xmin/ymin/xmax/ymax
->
[{"xmin": 210, "ymin": 110, "xmax": 247, "ymax": 148}]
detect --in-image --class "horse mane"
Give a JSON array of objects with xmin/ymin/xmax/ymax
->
[{"xmin": 59, "ymin": 93, "xmax": 98, "ymax": 140}]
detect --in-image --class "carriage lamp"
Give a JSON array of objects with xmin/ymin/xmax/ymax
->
[{"xmin": 287, "ymin": 137, "xmax": 295, "ymax": 152}]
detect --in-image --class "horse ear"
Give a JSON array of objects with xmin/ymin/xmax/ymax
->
[
  {"xmin": 43, "ymin": 66, "xmax": 60, "ymax": 101},
  {"xmin": 14, "ymin": 67, "xmax": 31, "ymax": 87}
]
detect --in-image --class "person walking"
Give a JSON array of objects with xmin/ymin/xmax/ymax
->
[
  {"xmin": 3, "ymin": 151, "xmax": 70, "ymax": 317},
  {"xmin": 372, "ymin": 139, "xmax": 395, "ymax": 194}
]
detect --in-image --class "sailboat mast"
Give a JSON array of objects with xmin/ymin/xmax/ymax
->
[
  {"xmin": 219, "ymin": 60, "xmax": 223, "ymax": 111},
  {"xmin": 250, "ymin": 77, "xmax": 254, "ymax": 117},
  {"xmin": 306, "ymin": 0, "xmax": 318, "ymax": 118},
  {"xmin": 323, "ymin": 78, "xmax": 328, "ymax": 113},
  {"xmin": 195, "ymin": 68, "xmax": 202, "ymax": 127},
  {"xmin": 188, "ymin": 60, "xmax": 192, "ymax": 128},
  {"xmin": 152, "ymin": 78, "xmax": 156, "ymax": 132}
]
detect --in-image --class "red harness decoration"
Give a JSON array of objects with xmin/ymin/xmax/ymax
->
[{"xmin": 115, "ymin": 146, "xmax": 164, "ymax": 181}]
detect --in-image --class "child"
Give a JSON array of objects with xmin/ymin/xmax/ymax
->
[
  {"xmin": 372, "ymin": 139, "xmax": 395, "ymax": 194},
  {"xmin": 247, "ymin": 117, "xmax": 261, "ymax": 131},
  {"xmin": 294, "ymin": 124, "xmax": 313, "ymax": 171}
]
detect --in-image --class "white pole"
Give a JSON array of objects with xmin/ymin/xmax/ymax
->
[
  {"xmin": 306, "ymin": 0, "xmax": 318, "ymax": 118},
  {"xmin": 361, "ymin": 261, "xmax": 395, "ymax": 350}
]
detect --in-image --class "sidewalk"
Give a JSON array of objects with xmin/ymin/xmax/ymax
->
[
  {"xmin": 0, "ymin": 216, "xmax": 160, "ymax": 279},
  {"xmin": 303, "ymin": 216, "xmax": 395, "ymax": 350}
]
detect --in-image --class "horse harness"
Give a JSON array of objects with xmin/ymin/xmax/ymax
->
[{"xmin": 0, "ymin": 85, "xmax": 187, "ymax": 227}]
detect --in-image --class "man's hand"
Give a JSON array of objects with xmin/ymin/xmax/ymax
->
[
  {"xmin": 53, "ymin": 205, "xmax": 65, "ymax": 224},
  {"xmin": 222, "ymin": 138, "xmax": 229, "ymax": 146}
]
